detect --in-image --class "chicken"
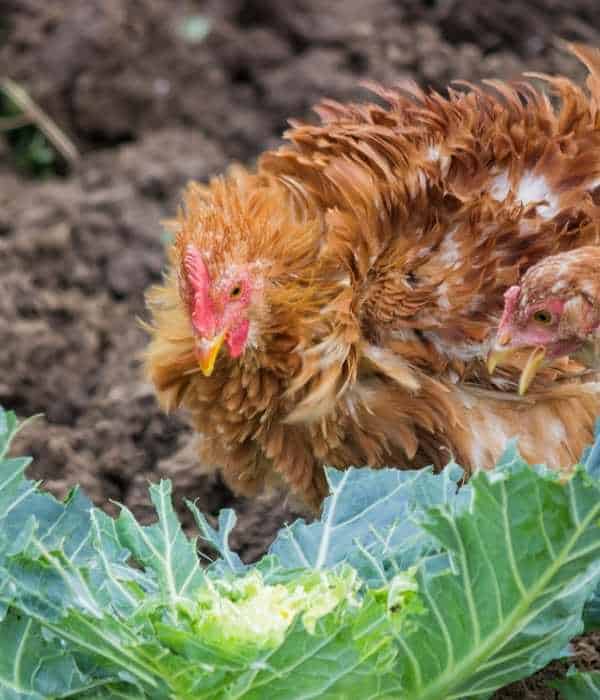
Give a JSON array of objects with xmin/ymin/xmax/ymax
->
[
  {"xmin": 146, "ymin": 44, "xmax": 600, "ymax": 509},
  {"xmin": 488, "ymin": 246, "xmax": 600, "ymax": 394}
]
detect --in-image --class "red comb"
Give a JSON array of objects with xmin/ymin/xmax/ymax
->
[
  {"xmin": 183, "ymin": 245, "xmax": 217, "ymax": 337},
  {"xmin": 184, "ymin": 245, "xmax": 210, "ymax": 293}
]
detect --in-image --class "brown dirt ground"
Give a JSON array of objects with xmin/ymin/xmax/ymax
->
[{"xmin": 2, "ymin": 1, "xmax": 600, "ymax": 696}]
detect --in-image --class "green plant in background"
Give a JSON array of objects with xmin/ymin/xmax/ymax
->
[
  {"xmin": 1, "ymin": 404, "xmax": 600, "ymax": 699},
  {"xmin": 0, "ymin": 79, "xmax": 78, "ymax": 177}
]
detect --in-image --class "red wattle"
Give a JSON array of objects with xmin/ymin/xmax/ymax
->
[{"xmin": 227, "ymin": 319, "xmax": 250, "ymax": 358}]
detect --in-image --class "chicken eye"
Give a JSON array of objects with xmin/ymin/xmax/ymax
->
[
  {"xmin": 533, "ymin": 310, "xmax": 553, "ymax": 325},
  {"xmin": 230, "ymin": 285, "xmax": 242, "ymax": 299}
]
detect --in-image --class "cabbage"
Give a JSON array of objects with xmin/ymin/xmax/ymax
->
[{"xmin": 1, "ymin": 406, "xmax": 600, "ymax": 699}]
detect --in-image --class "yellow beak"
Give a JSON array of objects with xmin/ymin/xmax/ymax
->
[
  {"xmin": 195, "ymin": 333, "xmax": 225, "ymax": 377},
  {"xmin": 486, "ymin": 344, "xmax": 547, "ymax": 395},
  {"xmin": 487, "ymin": 347, "xmax": 516, "ymax": 375},
  {"xmin": 518, "ymin": 346, "xmax": 546, "ymax": 396},
  {"xmin": 487, "ymin": 330, "xmax": 514, "ymax": 375}
]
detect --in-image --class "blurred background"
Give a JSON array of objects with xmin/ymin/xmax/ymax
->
[{"xmin": 1, "ymin": 0, "xmax": 599, "ymax": 558}]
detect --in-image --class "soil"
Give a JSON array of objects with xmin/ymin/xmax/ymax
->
[{"xmin": 2, "ymin": 0, "xmax": 600, "ymax": 696}]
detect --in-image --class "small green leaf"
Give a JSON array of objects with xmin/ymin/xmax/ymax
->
[
  {"xmin": 187, "ymin": 504, "xmax": 246, "ymax": 575},
  {"xmin": 115, "ymin": 480, "xmax": 206, "ymax": 615}
]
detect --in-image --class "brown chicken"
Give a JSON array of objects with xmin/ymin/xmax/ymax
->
[
  {"xmin": 489, "ymin": 246, "xmax": 600, "ymax": 394},
  {"xmin": 146, "ymin": 44, "xmax": 600, "ymax": 508}
]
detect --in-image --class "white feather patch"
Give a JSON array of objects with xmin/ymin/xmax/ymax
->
[
  {"xmin": 438, "ymin": 226, "xmax": 461, "ymax": 269},
  {"xmin": 490, "ymin": 171, "xmax": 510, "ymax": 201},
  {"xmin": 490, "ymin": 170, "xmax": 559, "ymax": 219},
  {"xmin": 361, "ymin": 343, "xmax": 421, "ymax": 392},
  {"xmin": 516, "ymin": 172, "xmax": 559, "ymax": 219}
]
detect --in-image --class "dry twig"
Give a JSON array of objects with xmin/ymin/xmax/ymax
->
[{"xmin": 0, "ymin": 77, "xmax": 79, "ymax": 164}]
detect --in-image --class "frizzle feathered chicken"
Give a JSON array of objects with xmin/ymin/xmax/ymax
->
[
  {"xmin": 489, "ymin": 246, "xmax": 600, "ymax": 394},
  {"xmin": 146, "ymin": 44, "xmax": 600, "ymax": 509}
]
